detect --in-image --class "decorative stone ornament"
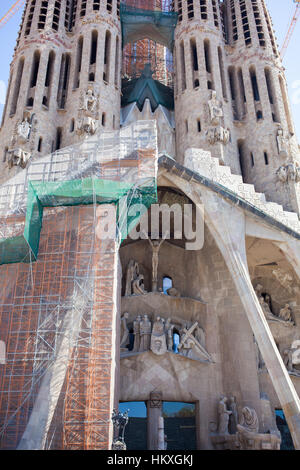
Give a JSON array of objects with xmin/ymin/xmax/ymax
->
[
  {"xmin": 276, "ymin": 162, "xmax": 300, "ymax": 183},
  {"xmin": 7, "ymin": 148, "xmax": 31, "ymax": 169},
  {"xmin": 150, "ymin": 316, "xmax": 167, "ymax": 355},
  {"xmin": 206, "ymin": 126, "xmax": 230, "ymax": 145}
]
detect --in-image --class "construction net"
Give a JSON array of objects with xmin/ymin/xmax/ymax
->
[{"xmin": 0, "ymin": 121, "xmax": 158, "ymax": 449}]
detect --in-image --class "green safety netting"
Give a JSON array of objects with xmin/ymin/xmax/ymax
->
[
  {"xmin": 0, "ymin": 177, "xmax": 157, "ymax": 266},
  {"xmin": 120, "ymin": 3, "xmax": 178, "ymax": 50}
]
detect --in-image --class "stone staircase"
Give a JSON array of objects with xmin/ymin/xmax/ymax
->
[{"xmin": 184, "ymin": 148, "xmax": 300, "ymax": 235}]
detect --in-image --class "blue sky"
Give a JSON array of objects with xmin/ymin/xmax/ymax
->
[{"xmin": 0, "ymin": 1, "xmax": 299, "ymax": 138}]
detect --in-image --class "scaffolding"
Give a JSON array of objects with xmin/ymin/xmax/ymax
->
[
  {"xmin": 0, "ymin": 121, "xmax": 158, "ymax": 449},
  {"xmin": 121, "ymin": 0, "xmax": 177, "ymax": 87}
]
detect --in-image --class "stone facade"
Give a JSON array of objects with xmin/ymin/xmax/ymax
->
[{"xmin": 0, "ymin": 0, "xmax": 300, "ymax": 451}]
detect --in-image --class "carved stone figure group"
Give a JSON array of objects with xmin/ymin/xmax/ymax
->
[
  {"xmin": 206, "ymin": 126, "xmax": 230, "ymax": 146},
  {"xmin": 255, "ymin": 284, "xmax": 295, "ymax": 326},
  {"xmin": 77, "ymin": 87, "xmax": 99, "ymax": 136},
  {"xmin": 120, "ymin": 313, "xmax": 211, "ymax": 363},
  {"xmin": 215, "ymin": 396, "xmax": 281, "ymax": 450},
  {"xmin": 282, "ymin": 340, "xmax": 300, "ymax": 376},
  {"xmin": 276, "ymin": 162, "xmax": 300, "ymax": 183},
  {"xmin": 7, "ymin": 148, "xmax": 31, "ymax": 169}
]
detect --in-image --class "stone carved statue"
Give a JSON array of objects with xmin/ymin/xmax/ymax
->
[
  {"xmin": 165, "ymin": 318, "xmax": 175, "ymax": 352},
  {"xmin": 83, "ymin": 88, "xmax": 97, "ymax": 113},
  {"xmin": 178, "ymin": 322, "xmax": 211, "ymax": 362},
  {"xmin": 120, "ymin": 312, "xmax": 130, "ymax": 350},
  {"xmin": 8, "ymin": 148, "xmax": 31, "ymax": 169},
  {"xmin": 255, "ymin": 284, "xmax": 294, "ymax": 326},
  {"xmin": 208, "ymin": 90, "xmax": 223, "ymax": 125},
  {"xmin": 150, "ymin": 316, "xmax": 167, "ymax": 355},
  {"xmin": 206, "ymin": 126, "xmax": 230, "ymax": 145},
  {"xmin": 218, "ymin": 396, "xmax": 232, "ymax": 435},
  {"xmin": 238, "ymin": 407, "xmax": 259, "ymax": 434},
  {"xmin": 132, "ymin": 315, "xmax": 142, "ymax": 352},
  {"xmin": 125, "ymin": 260, "xmax": 147, "ymax": 296},
  {"xmin": 277, "ymin": 128, "xmax": 289, "ymax": 157},
  {"xmin": 276, "ymin": 162, "xmax": 300, "ymax": 183},
  {"xmin": 139, "ymin": 314, "xmax": 152, "ymax": 352},
  {"xmin": 17, "ymin": 117, "xmax": 31, "ymax": 141},
  {"xmin": 229, "ymin": 397, "xmax": 238, "ymax": 435},
  {"xmin": 147, "ymin": 238, "xmax": 166, "ymax": 292},
  {"xmin": 77, "ymin": 116, "xmax": 98, "ymax": 136},
  {"xmin": 278, "ymin": 304, "xmax": 294, "ymax": 325}
]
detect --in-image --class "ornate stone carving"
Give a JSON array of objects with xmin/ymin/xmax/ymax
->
[
  {"xmin": 208, "ymin": 90, "xmax": 223, "ymax": 125},
  {"xmin": 125, "ymin": 260, "xmax": 147, "ymax": 296},
  {"xmin": 229, "ymin": 397, "xmax": 238, "ymax": 435},
  {"xmin": 150, "ymin": 316, "xmax": 167, "ymax": 355},
  {"xmin": 149, "ymin": 391, "xmax": 162, "ymax": 408},
  {"xmin": 7, "ymin": 148, "xmax": 31, "ymax": 169},
  {"xmin": 76, "ymin": 116, "xmax": 98, "ymax": 136},
  {"xmin": 17, "ymin": 117, "xmax": 32, "ymax": 142},
  {"xmin": 206, "ymin": 126, "xmax": 230, "ymax": 145},
  {"xmin": 277, "ymin": 128, "xmax": 289, "ymax": 158},
  {"xmin": 217, "ymin": 396, "xmax": 232, "ymax": 435},
  {"xmin": 276, "ymin": 162, "xmax": 300, "ymax": 183},
  {"xmin": 132, "ymin": 315, "xmax": 142, "ymax": 352}
]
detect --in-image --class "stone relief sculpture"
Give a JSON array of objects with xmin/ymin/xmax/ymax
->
[
  {"xmin": 229, "ymin": 397, "xmax": 238, "ymax": 435},
  {"xmin": 208, "ymin": 90, "xmax": 223, "ymax": 125},
  {"xmin": 278, "ymin": 304, "xmax": 294, "ymax": 325},
  {"xmin": 217, "ymin": 397, "xmax": 232, "ymax": 435},
  {"xmin": 125, "ymin": 260, "xmax": 147, "ymax": 296},
  {"xmin": 83, "ymin": 88, "xmax": 98, "ymax": 113},
  {"xmin": 150, "ymin": 316, "xmax": 168, "ymax": 355},
  {"xmin": 120, "ymin": 313, "xmax": 212, "ymax": 363},
  {"xmin": 277, "ymin": 128, "xmax": 289, "ymax": 158}
]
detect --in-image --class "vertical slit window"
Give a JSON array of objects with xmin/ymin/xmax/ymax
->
[
  {"xmin": 80, "ymin": 0, "xmax": 87, "ymax": 17},
  {"xmin": 93, "ymin": 0, "xmax": 100, "ymax": 11},
  {"xmin": 38, "ymin": 137, "xmax": 43, "ymax": 152},
  {"xmin": 74, "ymin": 37, "xmax": 83, "ymax": 89},
  {"xmin": 204, "ymin": 40, "xmax": 211, "ymax": 73},
  {"xmin": 218, "ymin": 47, "xmax": 227, "ymax": 99},
  {"xmin": 103, "ymin": 31, "xmax": 111, "ymax": 83},
  {"xmin": 178, "ymin": 0, "xmax": 182, "ymax": 22},
  {"xmin": 212, "ymin": 0, "xmax": 219, "ymax": 28},
  {"xmin": 25, "ymin": 0, "xmax": 36, "ymax": 36},
  {"xmin": 251, "ymin": 0, "xmax": 265, "ymax": 47},
  {"xmin": 55, "ymin": 128, "xmax": 62, "ymax": 151},
  {"xmin": 180, "ymin": 41, "xmax": 186, "ymax": 91},
  {"xmin": 264, "ymin": 152, "xmax": 269, "ymax": 165},
  {"xmin": 52, "ymin": 1, "xmax": 61, "ymax": 32},
  {"xmin": 10, "ymin": 57, "xmax": 24, "ymax": 115},
  {"xmin": 200, "ymin": 0, "xmax": 207, "ymax": 20},
  {"xmin": 27, "ymin": 51, "xmax": 41, "ymax": 107},
  {"xmin": 57, "ymin": 53, "xmax": 71, "ymax": 109},
  {"xmin": 38, "ymin": 1, "xmax": 48, "ymax": 29},
  {"xmin": 197, "ymin": 119, "xmax": 201, "ymax": 132},
  {"xmin": 90, "ymin": 30, "xmax": 98, "ymax": 65},
  {"xmin": 3, "ymin": 147, "xmax": 8, "ymax": 163},
  {"xmin": 107, "ymin": 0, "xmax": 112, "ymax": 13},
  {"xmin": 115, "ymin": 36, "xmax": 120, "ymax": 87},
  {"xmin": 43, "ymin": 51, "xmax": 55, "ymax": 107},
  {"xmin": 265, "ymin": 68, "xmax": 279, "ymax": 122},
  {"xmin": 230, "ymin": 0, "xmax": 238, "ymax": 42},
  {"xmin": 187, "ymin": 0, "xmax": 194, "ymax": 20},
  {"xmin": 239, "ymin": 0, "xmax": 251, "ymax": 46},
  {"xmin": 250, "ymin": 67, "xmax": 260, "ymax": 102}
]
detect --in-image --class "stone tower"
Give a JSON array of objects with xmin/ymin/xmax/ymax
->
[
  {"xmin": 173, "ymin": 0, "xmax": 300, "ymax": 214},
  {"xmin": 0, "ymin": 0, "xmax": 121, "ymax": 182}
]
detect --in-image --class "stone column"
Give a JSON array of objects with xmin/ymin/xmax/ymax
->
[{"xmin": 147, "ymin": 392, "xmax": 163, "ymax": 450}]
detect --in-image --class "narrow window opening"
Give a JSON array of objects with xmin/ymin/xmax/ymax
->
[
  {"xmin": 55, "ymin": 128, "xmax": 62, "ymax": 151},
  {"xmin": 102, "ymin": 113, "xmax": 106, "ymax": 126},
  {"xmin": 115, "ymin": 36, "xmax": 120, "ymax": 87},
  {"xmin": 103, "ymin": 31, "xmax": 111, "ymax": 83},
  {"xmin": 70, "ymin": 119, "xmax": 75, "ymax": 132},
  {"xmin": 90, "ymin": 30, "xmax": 98, "ymax": 65},
  {"xmin": 264, "ymin": 152, "xmax": 269, "ymax": 165},
  {"xmin": 38, "ymin": 137, "xmax": 43, "ymax": 152},
  {"xmin": 3, "ymin": 147, "xmax": 8, "ymax": 163},
  {"xmin": 218, "ymin": 47, "xmax": 227, "ymax": 99},
  {"xmin": 27, "ymin": 51, "xmax": 41, "ymax": 107},
  {"xmin": 57, "ymin": 53, "xmax": 71, "ymax": 109},
  {"xmin": 74, "ymin": 37, "xmax": 83, "ymax": 89},
  {"xmin": 10, "ymin": 57, "xmax": 24, "ymax": 116},
  {"xmin": 250, "ymin": 67, "xmax": 260, "ymax": 101},
  {"xmin": 204, "ymin": 40, "xmax": 211, "ymax": 73},
  {"xmin": 180, "ymin": 41, "xmax": 186, "ymax": 91},
  {"xmin": 197, "ymin": 119, "xmax": 201, "ymax": 132}
]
